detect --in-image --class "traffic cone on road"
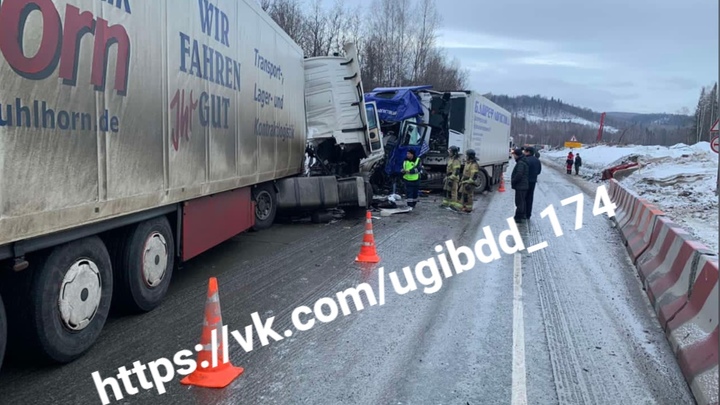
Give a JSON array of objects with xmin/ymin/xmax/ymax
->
[
  {"xmin": 180, "ymin": 277, "xmax": 244, "ymax": 388},
  {"xmin": 498, "ymin": 177, "xmax": 506, "ymax": 192},
  {"xmin": 355, "ymin": 211, "xmax": 381, "ymax": 263}
]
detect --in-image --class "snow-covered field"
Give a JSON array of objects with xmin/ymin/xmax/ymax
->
[
  {"xmin": 543, "ymin": 142, "xmax": 719, "ymax": 253},
  {"xmin": 517, "ymin": 111, "xmax": 619, "ymax": 133}
]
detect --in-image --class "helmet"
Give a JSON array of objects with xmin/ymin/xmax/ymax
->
[
  {"xmin": 466, "ymin": 149, "xmax": 476, "ymax": 160},
  {"xmin": 448, "ymin": 145, "xmax": 460, "ymax": 155}
]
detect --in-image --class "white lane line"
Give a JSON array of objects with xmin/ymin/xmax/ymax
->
[
  {"xmin": 512, "ymin": 253, "xmax": 528, "ymax": 405},
  {"xmin": 378, "ymin": 266, "xmax": 385, "ymax": 305},
  {"xmin": 527, "ymin": 241, "xmax": 549, "ymax": 254}
]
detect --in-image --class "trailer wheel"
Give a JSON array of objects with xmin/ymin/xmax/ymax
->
[
  {"xmin": 29, "ymin": 236, "xmax": 112, "ymax": 363},
  {"xmin": 0, "ymin": 293, "xmax": 6, "ymax": 372},
  {"xmin": 475, "ymin": 170, "xmax": 489, "ymax": 193},
  {"xmin": 252, "ymin": 183, "xmax": 277, "ymax": 231},
  {"xmin": 112, "ymin": 217, "xmax": 175, "ymax": 313}
]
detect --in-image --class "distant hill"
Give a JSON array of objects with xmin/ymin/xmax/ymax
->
[
  {"xmin": 483, "ymin": 94, "xmax": 694, "ymax": 146},
  {"xmin": 605, "ymin": 112, "xmax": 693, "ymax": 128}
]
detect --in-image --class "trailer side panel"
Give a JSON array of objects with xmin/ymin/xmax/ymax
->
[{"xmin": 0, "ymin": 0, "xmax": 306, "ymax": 246}]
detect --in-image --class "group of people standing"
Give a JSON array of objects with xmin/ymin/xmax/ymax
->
[
  {"xmin": 440, "ymin": 146, "xmax": 481, "ymax": 213},
  {"xmin": 510, "ymin": 147, "xmax": 542, "ymax": 223},
  {"xmin": 401, "ymin": 146, "xmax": 482, "ymax": 213},
  {"xmin": 566, "ymin": 151, "xmax": 582, "ymax": 175},
  {"xmin": 402, "ymin": 144, "xmax": 584, "ymax": 223}
]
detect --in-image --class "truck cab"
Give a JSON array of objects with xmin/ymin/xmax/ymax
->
[
  {"xmin": 364, "ymin": 87, "xmax": 511, "ymax": 194},
  {"xmin": 303, "ymin": 43, "xmax": 384, "ymax": 178}
]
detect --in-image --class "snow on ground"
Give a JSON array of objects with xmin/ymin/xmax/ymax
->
[
  {"xmin": 517, "ymin": 111, "xmax": 619, "ymax": 133},
  {"xmin": 543, "ymin": 142, "xmax": 719, "ymax": 253}
]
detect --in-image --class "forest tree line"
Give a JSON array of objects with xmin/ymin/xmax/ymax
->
[
  {"xmin": 259, "ymin": 0, "xmax": 468, "ymax": 91},
  {"xmin": 692, "ymin": 83, "xmax": 718, "ymax": 145},
  {"xmin": 491, "ymin": 90, "xmax": 717, "ymax": 148}
]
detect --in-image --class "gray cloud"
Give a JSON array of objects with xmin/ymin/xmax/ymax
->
[
  {"xmin": 436, "ymin": 0, "xmax": 718, "ymax": 113},
  {"xmin": 304, "ymin": 0, "xmax": 714, "ymax": 113}
]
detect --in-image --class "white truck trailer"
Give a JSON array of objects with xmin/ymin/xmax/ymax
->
[
  {"xmin": 395, "ymin": 89, "xmax": 512, "ymax": 191},
  {"xmin": 0, "ymin": 0, "xmax": 377, "ymax": 368}
]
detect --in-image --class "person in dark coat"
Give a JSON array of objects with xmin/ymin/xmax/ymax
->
[
  {"xmin": 574, "ymin": 153, "xmax": 583, "ymax": 175},
  {"xmin": 523, "ymin": 147, "xmax": 542, "ymax": 219},
  {"xmin": 566, "ymin": 151, "xmax": 574, "ymax": 174},
  {"xmin": 510, "ymin": 148, "xmax": 529, "ymax": 222}
]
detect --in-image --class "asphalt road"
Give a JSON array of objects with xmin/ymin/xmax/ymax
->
[{"xmin": 0, "ymin": 161, "xmax": 696, "ymax": 405}]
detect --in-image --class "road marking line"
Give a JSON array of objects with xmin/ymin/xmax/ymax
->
[
  {"xmin": 378, "ymin": 266, "xmax": 385, "ymax": 305},
  {"xmin": 527, "ymin": 241, "xmax": 549, "ymax": 254},
  {"xmin": 512, "ymin": 253, "xmax": 528, "ymax": 405}
]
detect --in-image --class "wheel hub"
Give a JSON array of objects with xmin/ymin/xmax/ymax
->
[
  {"xmin": 255, "ymin": 191, "xmax": 272, "ymax": 220},
  {"xmin": 142, "ymin": 232, "xmax": 168, "ymax": 288},
  {"xmin": 58, "ymin": 259, "xmax": 102, "ymax": 331}
]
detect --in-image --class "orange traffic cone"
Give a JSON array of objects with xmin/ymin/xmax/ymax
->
[
  {"xmin": 498, "ymin": 177, "xmax": 506, "ymax": 192},
  {"xmin": 355, "ymin": 211, "xmax": 380, "ymax": 263},
  {"xmin": 180, "ymin": 277, "xmax": 244, "ymax": 388}
]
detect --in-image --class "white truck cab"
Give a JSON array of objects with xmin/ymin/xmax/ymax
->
[{"xmin": 304, "ymin": 43, "xmax": 384, "ymax": 176}]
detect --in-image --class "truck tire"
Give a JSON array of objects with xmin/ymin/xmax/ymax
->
[
  {"xmin": 475, "ymin": 170, "xmax": 489, "ymax": 193},
  {"xmin": 29, "ymin": 236, "xmax": 112, "ymax": 363},
  {"xmin": 0, "ymin": 293, "xmax": 6, "ymax": 372},
  {"xmin": 112, "ymin": 217, "xmax": 175, "ymax": 313},
  {"xmin": 252, "ymin": 183, "xmax": 277, "ymax": 231}
]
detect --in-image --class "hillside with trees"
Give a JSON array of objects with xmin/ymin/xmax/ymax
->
[{"xmin": 486, "ymin": 93, "xmax": 713, "ymax": 148}]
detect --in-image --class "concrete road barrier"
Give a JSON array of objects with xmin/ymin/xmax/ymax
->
[
  {"xmin": 667, "ymin": 255, "xmax": 719, "ymax": 405},
  {"xmin": 608, "ymin": 179, "xmax": 719, "ymax": 405},
  {"xmin": 621, "ymin": 200, "xmax": 664, "ymax": 261}
]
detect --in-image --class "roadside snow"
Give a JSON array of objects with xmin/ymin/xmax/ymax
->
[{"xmin": 543, "ymin": 142, "xmax": 718, "ymax": 253}]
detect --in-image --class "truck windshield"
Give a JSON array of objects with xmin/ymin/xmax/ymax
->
[{"xmin": 403, "ymin": 119, "xmax": 422, "ymax": 146}]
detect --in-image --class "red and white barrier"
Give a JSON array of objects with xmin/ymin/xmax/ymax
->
[
  {"xmin": 607, "ymin": 180, "xmax": 719, "ymax": 404},
  {"xmin": 608, "ymin": 179, "xmax": 620, "ymax": 205},
  {"xmin": 621, "ymin": 201, "xmax": 664, "ymax": 263},
  {"xmin": 666, "ymin": 255, "xmax": 719, "ymax": 405},
  {"xmin": 613, "ymin": 186, "xmax": 634, "ymax": 229},
  {"xmin": 618, "ymin": 191, "xmax": 649, "ymax": 238},
  {"xmin": 636, "ymin": 216, "xmax": 685, "ymax": 281},
  {"xmin": 639, "ymin": 225, "xmax": 713, "ymax": 322}
]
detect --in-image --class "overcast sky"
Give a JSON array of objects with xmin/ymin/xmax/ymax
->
[{"xmin": 436, "ymin": 0, "xmax": 718, "ymax": 114}]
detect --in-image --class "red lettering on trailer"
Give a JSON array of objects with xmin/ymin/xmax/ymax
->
[
  {"xmin": 0, "ymin": 0, "xmax": 131, "ymax": 95},
  {"xmin": 170, "ymin": 89, "xmax": 199, "ymax": 151}
]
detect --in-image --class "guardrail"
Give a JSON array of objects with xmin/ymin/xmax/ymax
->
[{"xmin": 607, "ymin": 179, "xmax": 719, "ymax": 405}]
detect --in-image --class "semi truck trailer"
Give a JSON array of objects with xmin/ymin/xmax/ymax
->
[
  {"xmin": 365, "ymin": 87, "xmax": 511, "ymax": 193},
  {"xmin": 0, "ymin": 0, "xmax": 378, "ymax": 368}
]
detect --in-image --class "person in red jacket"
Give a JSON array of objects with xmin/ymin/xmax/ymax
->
[{"xmin": 566, "ymin": 151, "xmax": 574, "ymax": 174}]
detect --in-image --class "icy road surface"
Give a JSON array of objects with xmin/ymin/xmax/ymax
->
[{"xmin": 0, "ymin": 162, "xmax": 695, "ymax": 404}]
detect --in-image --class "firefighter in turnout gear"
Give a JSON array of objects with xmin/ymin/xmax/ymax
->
[
  {"xmin": 455, "ymin": 149, "xmax": 481, "ymax": 213},
  {"xmin": 442, "ymin": 146, "xmax": 462, "ymax": 208}
]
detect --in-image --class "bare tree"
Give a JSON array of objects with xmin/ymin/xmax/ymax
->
[
  {"xmin": 409, "ymin": 0, "xmax": 440, "ymax": 83},
  {"xmin": 260, "ymin": 0, "xmax": 469, "ymax": 91},
  {"xmin": 263, "ymin": 0, "xmax": 306, "ymax": 45}
]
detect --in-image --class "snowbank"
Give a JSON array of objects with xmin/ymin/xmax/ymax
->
[{"xmin": 543, "ymin": 142, "xmax": 718, "ymax": 253}]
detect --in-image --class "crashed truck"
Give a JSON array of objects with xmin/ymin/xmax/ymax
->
[
  {"xmin": 363, "ymin": 86, "xmax": 511, "ymax": 195},
  {"xmin": 0, "ymin": 0, "xmax": 382, "ymax": 370}
]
